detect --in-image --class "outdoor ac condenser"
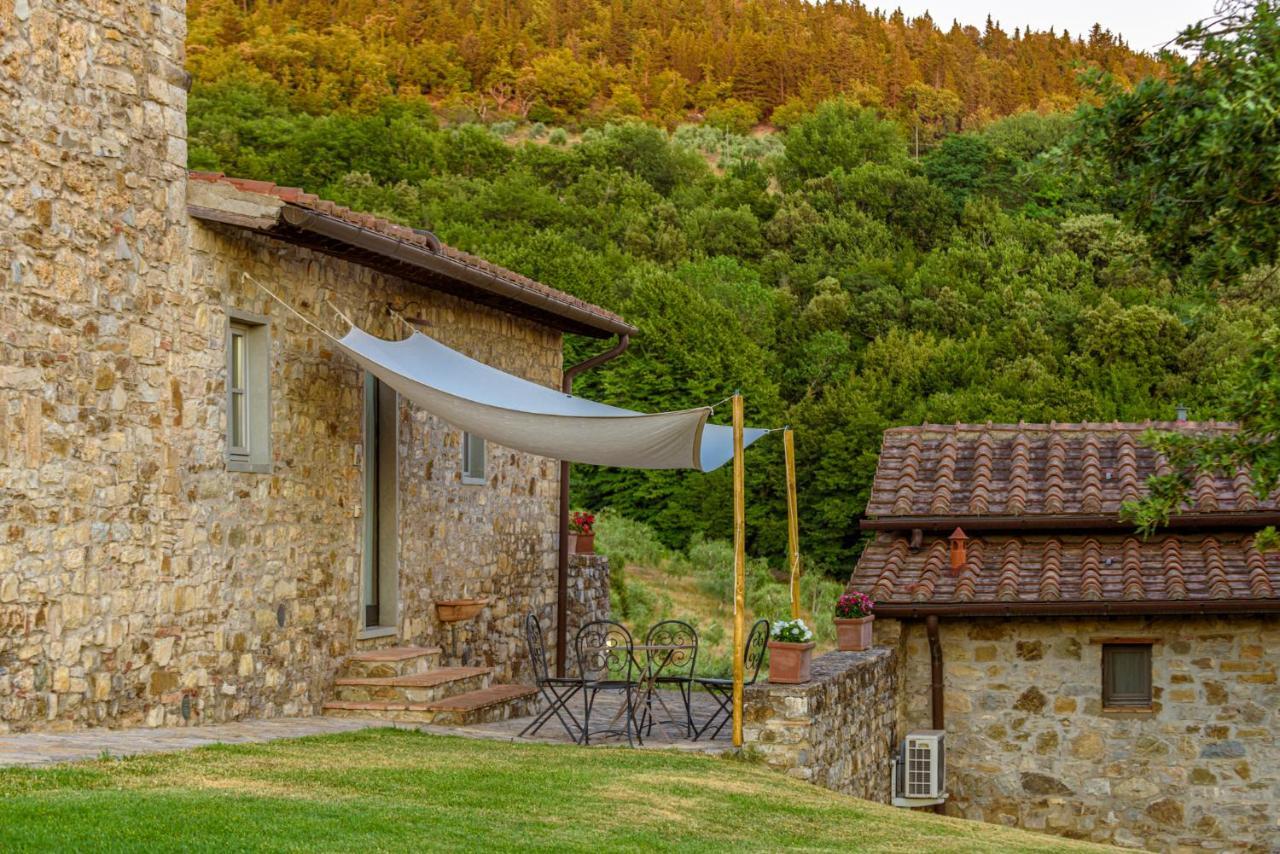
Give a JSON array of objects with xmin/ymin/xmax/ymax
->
[{"xmin": 891, "ymin": 729, "xmax": 947, "ymax": 808}]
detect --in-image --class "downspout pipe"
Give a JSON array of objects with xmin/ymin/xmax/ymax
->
[
  {"xmin": 926, "ymin": 614, "xmax": 944, "ymax": 730},
  {"xmin": 555, "ymin": 334, "xmax": 631, "ymax": 676},
  {"xmin": 925, "ymin": 614, "xmax": 945, "ymax": 814}
]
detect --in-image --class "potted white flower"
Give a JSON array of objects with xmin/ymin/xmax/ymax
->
[{"xmin": 767, "ymin": 618, "xmax": 815, "ymax": 684}]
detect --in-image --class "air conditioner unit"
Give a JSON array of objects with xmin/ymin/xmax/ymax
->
[{"xmin": 891, "ymin": 729, "xmax": 947, "ymax": 808}]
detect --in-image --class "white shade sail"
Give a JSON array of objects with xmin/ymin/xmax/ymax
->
[{"xmin": 333, "ymin": 324, "xmax": 768, "ymax": 471}]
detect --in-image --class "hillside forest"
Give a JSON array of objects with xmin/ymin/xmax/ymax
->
[
  {"xmin": 189, "ymin": 0, "xmax": 1165, "ymax": 133},
  {"xmin": 187, "ymin": 1, "xmax": 1280, "ymax": 575}
]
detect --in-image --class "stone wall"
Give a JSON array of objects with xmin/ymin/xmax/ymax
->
[
  {"xmin": 0, "ymin": 1, "xmax": 191, "ymax": 729},
  {"xmin": 744, "ymin": 649, "xmax": 898, "ymax": 802},
  {"xmin": 565, "ymin": 553, "xmax": 611, "ymax": 639},
  {"xmin": 883, "ymin": 615, "xmax": 1280, "ymax": 851},
  {"xmin": 0, "ymin": 0, "xmax": 611, "ymax": 729}
]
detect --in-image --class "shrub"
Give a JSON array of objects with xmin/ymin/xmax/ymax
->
[{"xmin": 704, "ymin": 98, "xmax": 760, "ymax": 134}]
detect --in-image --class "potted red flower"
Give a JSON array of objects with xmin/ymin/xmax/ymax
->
[
  {"xmin": 767, "ymin": 618, "xmax": 815, "ymax": 684},
  {"xmin": 834, "ymin": 590, "xmax": 875, "ymax": 651},
  {"xmin": 569, "ymin": 511, "xmax": 596, "ymax": 554}
]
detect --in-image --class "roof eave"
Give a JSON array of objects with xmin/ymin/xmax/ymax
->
[
  {"xmin": 188, "ymin": 197, "xmax": 636, "ymax": 340},
  {"xmin": 875, "ymin": 598, "xmax": 1280, "ymax": 619},
  {"xmin": 860, "ymin": 511, "xmax": 1280, "ymax": 534}
]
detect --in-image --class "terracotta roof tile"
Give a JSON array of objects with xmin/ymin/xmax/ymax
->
[
  {"xmin": 865, "ymin": 422, "xmax": 1279, "ymax": 518},
  {"xmin": 850, "ymin": 531, "xmax": 1280, "ymax": 607}
]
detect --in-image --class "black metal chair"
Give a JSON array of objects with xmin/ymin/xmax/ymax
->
[
  {"xmin": 575, "ymin": 620, "xmax": 639, "ymax": 746},
  {"xmin": 640, "ymin": 620, "xmax": 698, "ymax": 738},
  {"xmin": 692, "ymin": 618, "xmax": 769, "ymax": 741},
  {"xmin": 518, "ymin": 613, "xmax": 585, "ymax": 742}
]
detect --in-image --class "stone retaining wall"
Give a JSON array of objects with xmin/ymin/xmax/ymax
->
[{"xmin": 744, "ymin": 648, "xmax": 898, "ymax": 802}]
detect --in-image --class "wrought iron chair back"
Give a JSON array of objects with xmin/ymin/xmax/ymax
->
[
  {"xmin": 689, "ymin": 618, "xmax": 771, "ymax": 742},
  {"xmin": 523, "ymin": 612, "xmax": 553, "ymax": 684},
  {"xmin": 575, "ymin": 620, "xmax": 636, "ymax": 683},
  {"xmin": 644, "ymin": 620, "xmax": 698, "ymax": 678},
  {"xmin": 519, "ymin": 612, "xmax": 586, "ymax": 742}
]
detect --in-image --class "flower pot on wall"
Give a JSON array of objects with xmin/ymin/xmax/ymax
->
[
  {"xmin": 834, "ymin": 615, "xmax": 874, "ymax": 651},
  {"xmin": 767, "ymin": 640, "xmax": 814, "ymax": 684},
  {"xmin": 569, "ymin": 533, "xmax": 595, "ymax": 554}
]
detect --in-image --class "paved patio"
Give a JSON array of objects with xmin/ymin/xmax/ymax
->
[
  {"xmin": 0, "ymin": 690, "xmax": 731, "ymax": 768},
  {"xmin": 420, "ymin": 688, "xmax": 735, "ymax": 753}
]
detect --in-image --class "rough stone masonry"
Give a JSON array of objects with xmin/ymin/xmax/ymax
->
[
  {"xmin": 744, "ymin": 649, "xmax": 898, "ymax": 803},
  {"xmin": 0, "ymin": 1, "xmax": 610, "ymax": 733}
]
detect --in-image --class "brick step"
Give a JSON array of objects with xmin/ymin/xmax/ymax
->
[
  {"xmin": 344, "ymin": 646, "xmax": 443, "ymax": 679},
  {"xmin": 322, "ymin": 683, "xmax": 539, "ymax": 725},
  {"xmin": 332, "ymin": 666, "xmax": 491, "ymax": 704},
  {"xmin": 422, "ymin": 684, "xmax": 540, "ymax": 726}
]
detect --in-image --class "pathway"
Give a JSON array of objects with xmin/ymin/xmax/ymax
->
[
  {"xmin": 0, "ymin": 690, "xmax": 731, "ymax": 768},
  {"xmin": 0, "ymin": 716, "xmax": 387, "ymax": 767}
]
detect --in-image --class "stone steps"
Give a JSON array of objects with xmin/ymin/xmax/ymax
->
[
  {"xmin": 422, "ymin": 684, "xmax": 541, "ymax": 726},
  {"xmin": 322, "ymin": 684, "xmax": 539, "ymax": 726},
  {"xmin": 331, "ymin": 666, "xmax": 492, "ymax": 704},
  {"xmin": 344, "ymin": 645, "xmax": 442, "ymax": 679},
  {"xmin": 323, "ymin": 645, "xmax": 537, "ymax": 726}
]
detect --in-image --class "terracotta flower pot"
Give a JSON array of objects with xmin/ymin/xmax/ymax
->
[
  {"xmin": 767, "ymin": 640, "xmax": 815, "ymax": 684},
  {"xmin": 434, "ymin": 598, "xmax": 490, "ymax": 623},
  {"xmin": 569, "ymin": 532, "xmax": 595, "ymax": 554},
  {"xmin": 834, "ymin": 615, "xmax": 874, "ymax": 651}
]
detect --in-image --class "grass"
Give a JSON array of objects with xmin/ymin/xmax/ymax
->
[{"xmin": 0, "ymin": 729, "xmax": 1107, "ymax": 853}]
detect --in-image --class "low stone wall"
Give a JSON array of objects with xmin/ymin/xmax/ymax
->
[{"xmin": 744, "ymin": 648, "xmax": 898, "ymax": 802}]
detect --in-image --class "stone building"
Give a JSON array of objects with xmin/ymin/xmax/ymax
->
[
  {"xmin": 849, "ymin": 422, "xmax": 1280, "ymax": 851},
  {"xmin": 1, "ymin": 2, "xmax": 623, "ymax": 732}
]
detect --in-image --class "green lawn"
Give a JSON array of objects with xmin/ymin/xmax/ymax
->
[{"xmin": 0, "ymin": 728, "xmax": 1104, "ymax": 852}]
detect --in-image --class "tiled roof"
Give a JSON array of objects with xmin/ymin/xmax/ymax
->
[
  {"xmin": 865, "ymin": 422, "xmax": 1278, "ymax": 519},
  {"xmin": 187, "ymin": 171, "xmax": 634, "ymax": 337},
  {"xmin": 849, "ymin": 531, "xmax": 1280, "ymax": 609}
]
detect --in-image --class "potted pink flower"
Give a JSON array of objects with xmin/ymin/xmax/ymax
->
[
  {"xmin": 834, "ymin": 591, "xmax": 875, "ymax": 651},
  {"xmin": 767, "ymin": 618, "xmax": 815, "ymax": 684},
  {"xmin": 569, "ymin": 511, "xmax": 596, "ymax": 554}
]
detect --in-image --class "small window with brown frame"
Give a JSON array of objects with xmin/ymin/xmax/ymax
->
[{"xmin": 1102, "ymin": 643, "xmax": 1153, "ymax": 709}]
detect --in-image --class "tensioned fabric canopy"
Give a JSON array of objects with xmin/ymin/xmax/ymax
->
[{"xmin": 332, "ymin": 322, "xmax": 768, "ymax": 471}]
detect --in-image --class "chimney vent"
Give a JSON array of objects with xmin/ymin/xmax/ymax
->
[{"xmin": 949, "ymin": 527, "xmax": 969, "ymax": 574}]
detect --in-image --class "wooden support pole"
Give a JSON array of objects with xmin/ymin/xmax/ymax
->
[
  {"xmin": 731, "ymin": 393, "xmax": 746, "ymax": 748},
  {"xmin": 783, "ymin": 428, "xmax": 801, "ymax": 620}
]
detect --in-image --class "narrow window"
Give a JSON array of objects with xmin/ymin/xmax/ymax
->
[
  {"xmin": 226, "ymin": 312, "xmax": 271, "ymax": 472},
  {"xmin": 228, "ymin": 326, "xmax": 249, "ymax": 459},
  {"xmin": 462, "ymin": 432, "xmax": 486, "ymax": 483},
  {"xmin": 1102, "ymin": 643, "xmax": 1152, "ymax": 709}
]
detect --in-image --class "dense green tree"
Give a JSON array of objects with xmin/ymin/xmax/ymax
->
[
  {"xmin": 1077, "ymin": 1, "xmax": 1280, "ymax": 280},
  {"xmin": 186, "ymin": 82, "xmax": 1273, "ymax": 572},
  {"xmin": 777, "ymin": 101, "xmax": 907, "ymax": 188},
  {"xmin": 1127, "ymin": 330, "xmax": 1280, "ymax": 550}
]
